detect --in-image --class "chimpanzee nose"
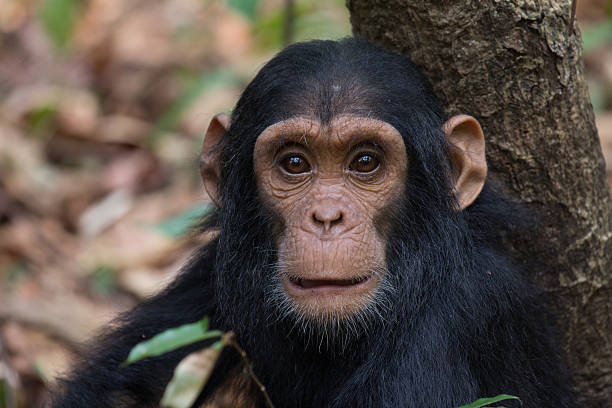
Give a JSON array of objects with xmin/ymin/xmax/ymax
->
[{"xmin": 311, "ymin": 205, "xmax": 344, "ymax": 232}]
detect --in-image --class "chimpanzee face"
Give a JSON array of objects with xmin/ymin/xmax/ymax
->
[
  {"xmin": 200, "ymin": 39, "xmax": 487, "ymax": 336},
  {"xmin": 253, "ymin": 115, "xmax": 407, "ymax": 320}
]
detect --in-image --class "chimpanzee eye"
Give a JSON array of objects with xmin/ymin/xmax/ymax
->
[
  {"xmin": 350, "ymin": 153, "xmax": 380, "ymax": 173},
  {"xmin": 280, "ymin": 154, "xmax": 311, "ymax": 174}
]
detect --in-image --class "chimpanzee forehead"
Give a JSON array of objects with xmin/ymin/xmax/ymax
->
[
  {"xmin": 249, "ymin": 71, "xmax": 383, "ymax": 126},
  {"xmin": 275, "ymin": 95, "xmax": 379, "ymax": 126}
]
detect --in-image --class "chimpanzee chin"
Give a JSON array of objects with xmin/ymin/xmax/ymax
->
[{"xmin": 50, "ymin": 38, "xmax": 578, "ymax": 408}]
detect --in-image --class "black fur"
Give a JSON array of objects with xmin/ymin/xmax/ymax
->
[{"xmin": 50, "ymin": 38, "xmax": 578, "ymax": 408}]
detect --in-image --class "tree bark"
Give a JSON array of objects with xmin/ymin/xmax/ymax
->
[{"xmin": 348, "ymin": 1, "xmax": 612, "ymax": 406}]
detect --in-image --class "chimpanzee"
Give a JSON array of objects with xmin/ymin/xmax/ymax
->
[{"xmin": 50, "ymin": 38, "xmax": 578, "ymax": 408}]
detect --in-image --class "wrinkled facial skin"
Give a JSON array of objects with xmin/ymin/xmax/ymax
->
[{"xmin": 253, "ymin": 115, "xmax": 407, "ymax": 320}]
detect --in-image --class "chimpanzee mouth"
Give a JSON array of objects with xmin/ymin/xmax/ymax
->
[{"xmin": 286, "ymin": 275, "xmax": 371, "ymax": 291}]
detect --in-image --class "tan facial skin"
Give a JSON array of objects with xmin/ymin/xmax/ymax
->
[
  {"xmin": 201, "ymin": 113, "xmax": 487, "ymax": 320},
  {"xmin": 253, "ymin": 115, "xmax": 407, "ymax": 317}
]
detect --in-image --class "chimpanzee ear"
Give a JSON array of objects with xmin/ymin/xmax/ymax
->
[
  {"xmin": 443, "ymin": 115, "xmax": 487, "ymax": 210},
  {"xmin": 201, "ymin": 113, "xmax": 231, "ymax": 207}
]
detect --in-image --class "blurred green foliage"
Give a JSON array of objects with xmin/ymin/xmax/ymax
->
[
  {"xmin": 228, "ymin": 0, "xmax": 259, "ymax": 21},
  {"xmin": 26, "ymin": 105, "xmax": 58, "ymax": 139},
  {"xmin": 253, "ymin": 0, "xmax": 349, "ymax": 50},
  {"xmin": 89, "ymin": 264, "xmax": 117, "ymax": 296},
  {"xmin": 155, "ymin": 204, "xmax": 214, "ymax": 238},
  {"xmin": 39, "ymin": 0, "xmax": 83, "ymax": 48},
  {"xmin": 0, "ymin": 378, "xmax": 16, "ymax": 408},
  {"xmin": 149, "ymin": 0, "xmax": 350, "ymax": 144},
  {"xmin": 589, "ymin": 78, "xmax": 606, "ymax": 113},
  {"xmin": 3, "ymin": 260, "xmax": 30, "ymax": 291},
  {"xmin": 149, "ymin": 70, "xmax": 242, "ymax": 145},
  {"xmin": 582, "ymin": 20, "xmax": 612, "ymax": 53}
]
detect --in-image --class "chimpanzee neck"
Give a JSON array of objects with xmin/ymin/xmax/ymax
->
[
  {"xmin": 241, "ymin": 316, "xmax": 393, "ymax": 407},
  {"xmin": 235, "ymin": 297, "xmax": 475, "ymax": 408}
]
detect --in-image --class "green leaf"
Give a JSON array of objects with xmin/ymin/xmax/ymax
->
[
  {"xmin": 457, "ymin": 394, "xmax": 520, "ymax": 408},
  {"xmin": 39, "ymin": 0, "xmax": 81, "ymax": 48},
  {"xmin": 149, "ymin": 70, "xmax": 241, "ymax": 145},
  {"xmin": 26, "ymin": 105, "xmax": 58, "ymax": 138},
  {"xmin": 228, "ymin": 0, "xmax": 259, "ymax": 21},
  {"xmin": 89, "ymin": 264, "xmax": 116, "ymax": 296},
  {"xmin": 155, "ymin": 204, "xmax": 214, "ymax": 238},
  {"xmin": 0, "ymin": 377, "xmax": 16, "ymax": 408},
  {"xmin": 0, "ymin": 380, "xmax": 6, "ymax": 408},
  {"xmin": 123, "ymin": 317, "xmax": 223, "ymax": 366},
  {"xmin": 160, "ymin": 344, "xmax": 225, "ymax": 408}
]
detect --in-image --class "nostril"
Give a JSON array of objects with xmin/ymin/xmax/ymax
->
[
  {"xmin": 332, "ymin": 213, "xmax": 343, "ymax": 226},
  {"xmin": 312, "ymin": 212, "xmax": 320, "ymax": 224},
  {"xmin": 312, "ymin": 207, "xmax": 343, "ymax": 232}
]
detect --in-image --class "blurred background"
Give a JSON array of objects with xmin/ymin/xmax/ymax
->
[{"xmin": 0, "ymin": 0, "xmax": 610, "ymax": 406}]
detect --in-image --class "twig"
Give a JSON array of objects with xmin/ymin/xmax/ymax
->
[
  {"xmin": 283, "ymin": 0, "xmax": 295, "ymax": 47},
  {"xmin": 568, "ymin": 0, "xmax": 577, "ymax": 37},
  {"xmin": 224, "ymin": 332, "xmax": 275, "ymax": 408}
]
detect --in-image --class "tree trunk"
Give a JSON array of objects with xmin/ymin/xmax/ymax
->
[{"xmin": 348, "ymin": 1, "xmax": 612, "ymax": 406}]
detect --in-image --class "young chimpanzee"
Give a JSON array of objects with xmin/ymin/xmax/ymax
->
[{"xmin": 50, "ymin": 38, "xmax": 578, "ymax": 408}]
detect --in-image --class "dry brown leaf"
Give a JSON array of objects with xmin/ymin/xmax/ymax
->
[
  {"xmin": 111, "ymin": 6, "xmax": 173, "ymax": 68},
  {"xmin": 576, "ymin": 0, "xmax": 610, "ymax": 22},
  {"xmin": 0, "ymin": 295, "xmax": 117, "ymax": 346},
  {"xmin": 0, "ymin": 0, "xmax": 28, "ymax": 33},
  {"xmin": 78, "ymin": 189, "xmax": 134, "ymax": 237},
  {"xmin": 213, "ymin": 10, "xmax": 252, "ymax": 63},
  {"xmin": 161, "ymin": 345, "xmax": 223, "ymax": 408},
  {"xmin": 1, "ymin": 322, "xmax": 74, "ymax": 385},
  {"xmin": 0, "ymin": 124, "xmax": 60, "ymax": 215},
  {"xmin": 78, "ymin": 221, "xmax": 181, "ymax": 271},
  {"xmin": 181, "ymin": 87, "xmax": 240, "ymax": 137},
  {"xmin": 596, "ymin": 112, "xmax": 612, "ymax": 171},
  {"xmin": 96, "ymin": 115, "xmax": 150, "ymax": 145},
  {"xmin": 2, "ymin": 85, "xmax": 99, "ymax": 135},
  {"xmin": 118, "ymin": 267, "xmax": 167, "ymax": 299},
  {"xmin": 0, "ymin": 217, "xmax": 77, "ymax": 268},
  {"xmin": 118, "ymin": 246, "xmax": 198, "ymax": 299},
  {"xmin": 101, "ymin": 150, "xmax": 166, "ymax": 193},
  {"xmin": 57, "ymin": 92, "xmax": 100, "ymax": 137},
  {"xmin": 600, "ymin": 48, "xmax": 612, "ymax": 89},
  {"xmin": 72, "ymin": 0, "xmax": 126, "ymax": 53}
]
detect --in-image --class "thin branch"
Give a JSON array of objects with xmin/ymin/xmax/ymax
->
[
  {"xmin": 224, "ymin": 332, "xmax": 276, "ymax": 408},
  {"xmin": 283, "ymin": 0, "xmax": 295, "ymax": 47},
  {"xmin": 568, "ymin": 0, "xmax": 577, "ymax": 37}
]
